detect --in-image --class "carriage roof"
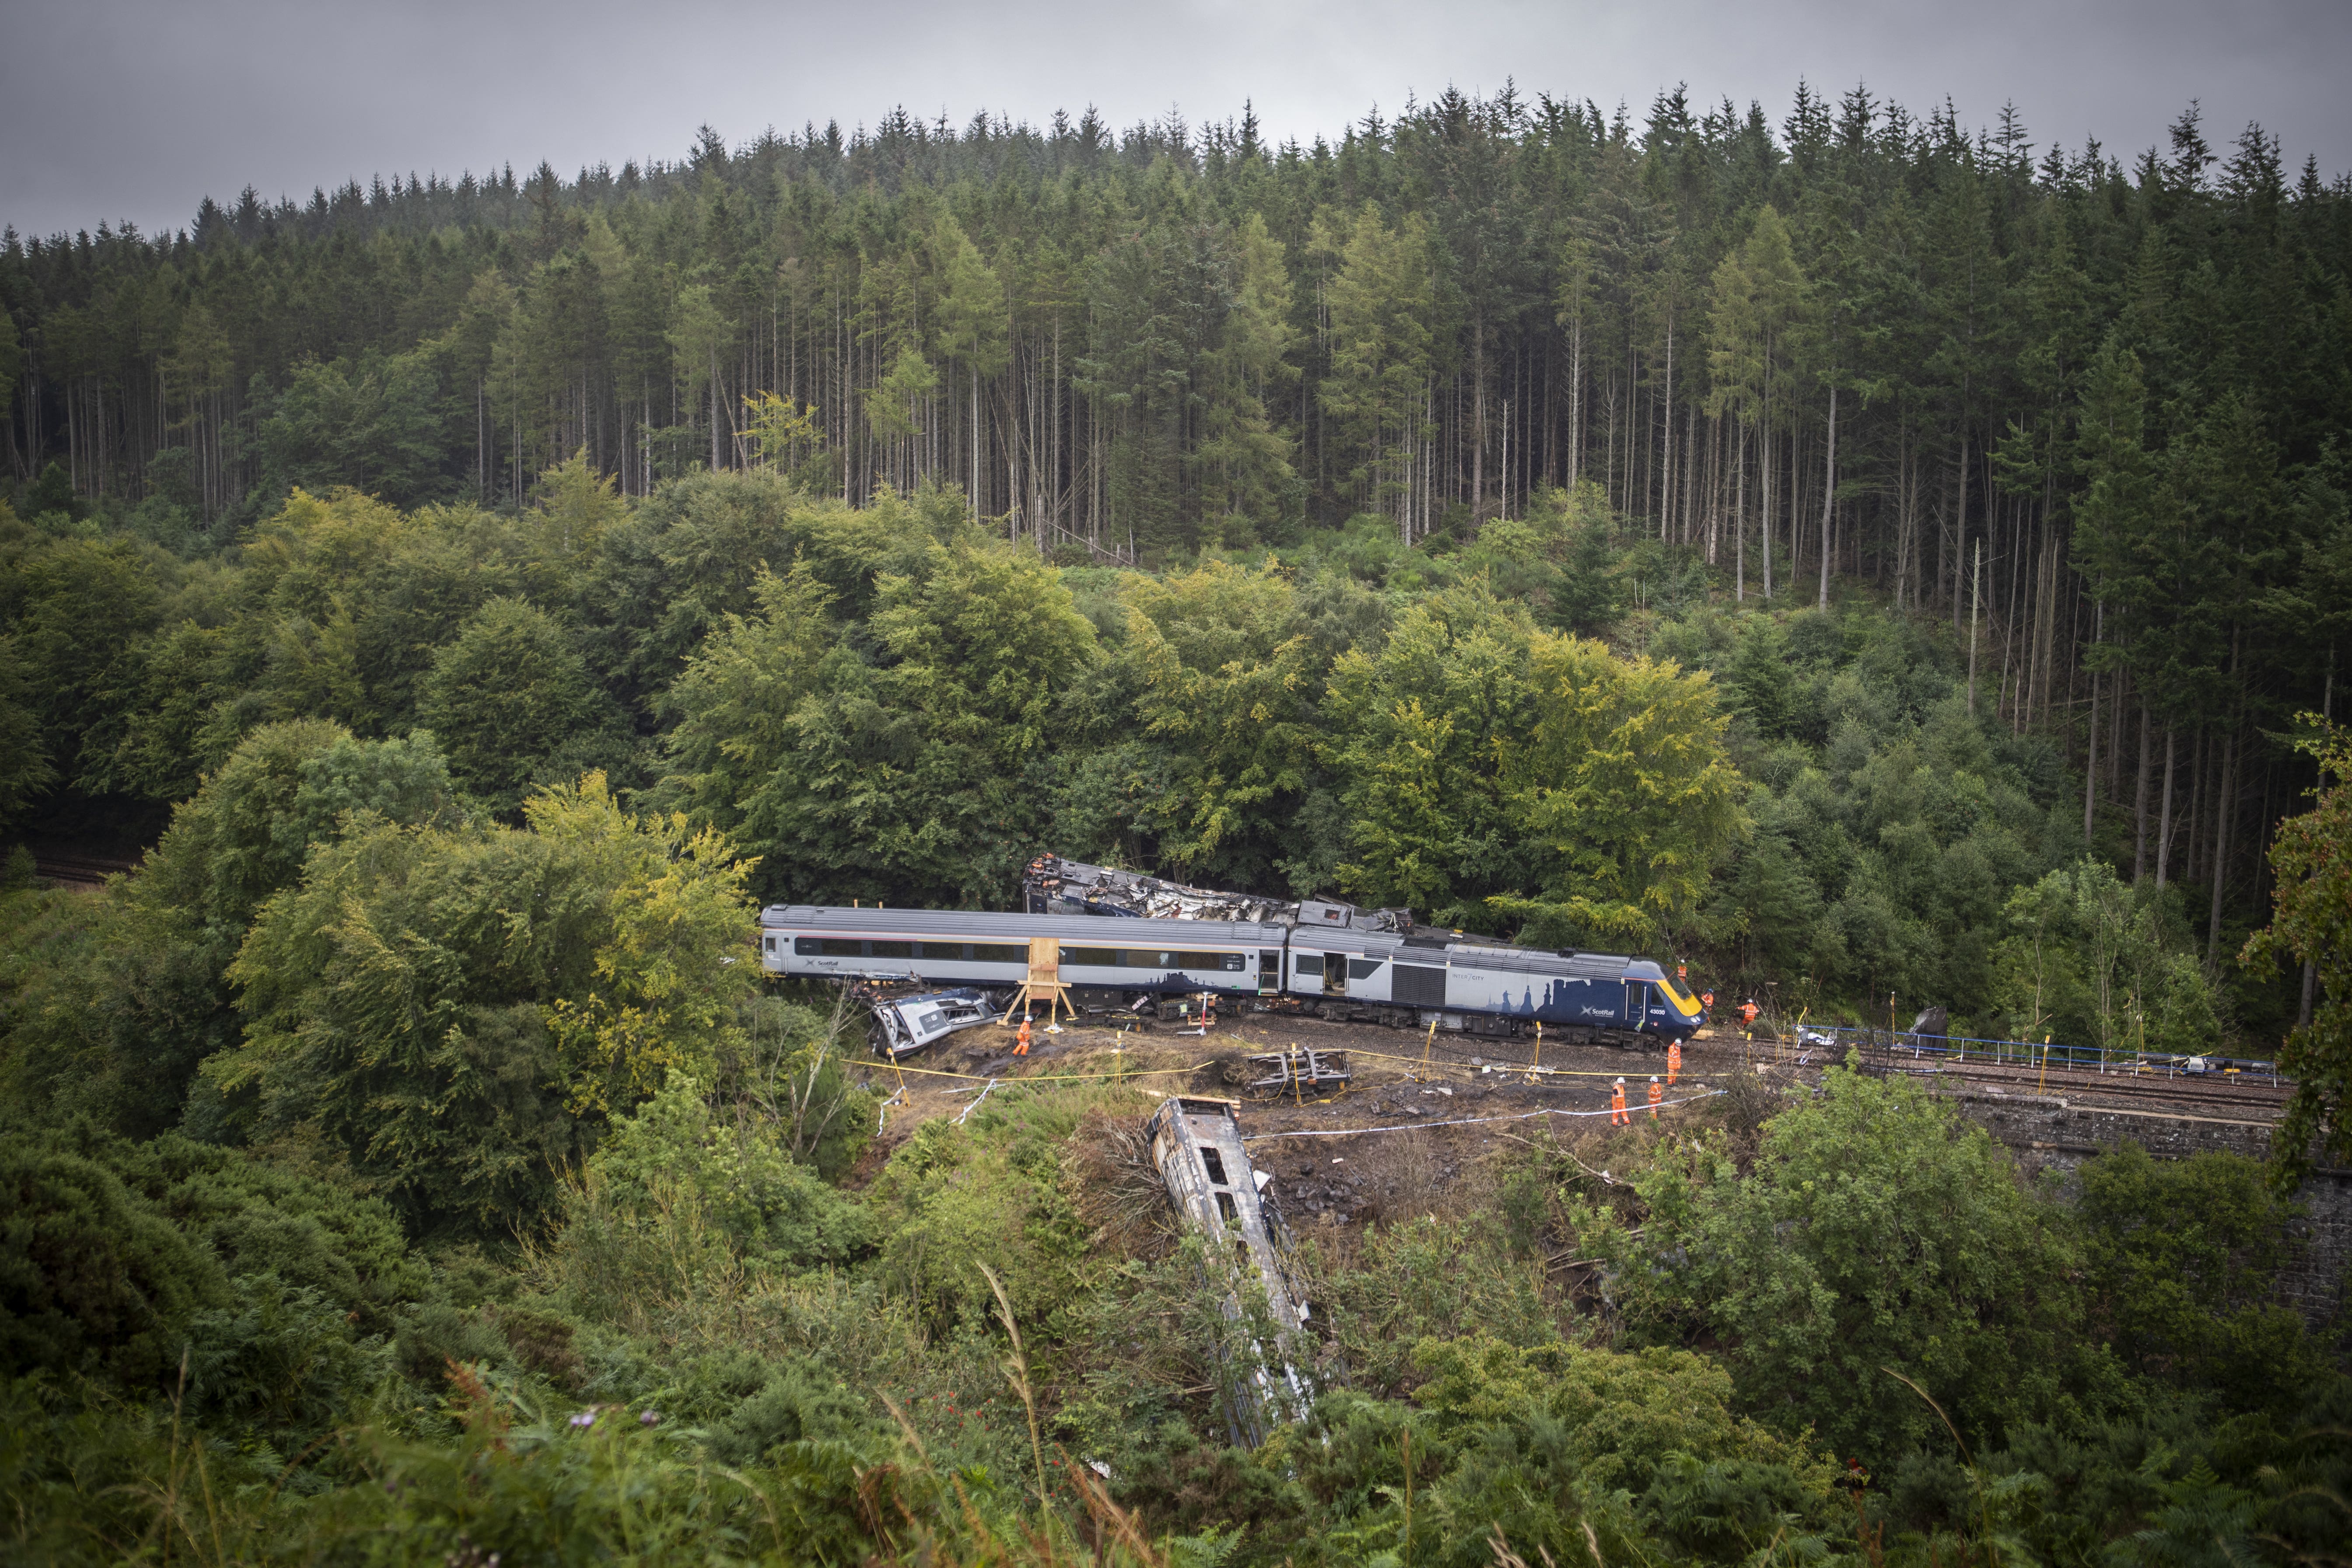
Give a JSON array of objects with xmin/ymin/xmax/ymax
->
[{"xmin": 758, "ymin": 905, "xmax": 1291, "ymax": 945}]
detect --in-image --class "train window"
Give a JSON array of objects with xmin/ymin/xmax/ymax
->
[
  {"xmin": 1347, "ymin": 957, "xmax": 1384, "ymax": 980},
  {"xmin": 968, "ymin": 943, "xmax": 1025, "ymax": 964},
  {"xmin": 762, "ymin": 936, "xmax": 776, "ymax": 953},
  {"xmin": 1215, "ymin": 1191, "xmax": 1240, "ymax": 1227},
  {"xmin": 1062, "ymin": 947, "xmax": 1120, "ymax": 967},
  {"xmin": 1164, "ymin": 950, "xmax": 1244, "ymax": 970},
  {"xmin": 1122, "ymin": 950, "xmax": 1165, "ymax": 968},
  {"xmin": 1292, "ymin": 953, "xmax": 1324, "ymax": 976},
  {"xmin": 795, "ymin": 936, "xmax": 854, "ymax": 956},
  {"xmin": 1199, "ymin": 1146, "xmax": 1230, "ymax": 1185},
  {"xmin": 912, "ymin": 942, "xmax": 960, "ymax": 960},
  {"xmin": 869, "ymin": 940, "xmax": 912, "ymax": 958}
]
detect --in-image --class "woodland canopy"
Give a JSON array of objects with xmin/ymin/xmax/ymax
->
[{"xmin": 1, "ymin": 82, "xmax": 2350, "ymax": 1566}]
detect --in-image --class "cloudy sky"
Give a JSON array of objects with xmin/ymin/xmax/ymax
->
[{"xmin": 3, "ymin": 0, "xmax": 2345, "ymax": 240}]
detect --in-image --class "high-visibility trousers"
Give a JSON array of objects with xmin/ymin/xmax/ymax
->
[
  {"xmin": 1610, "ymin": 1088, "xmax": 1628, "ymax": 1126},
  {"xmin": 1667, "ymin": 1043, "xmax": 1682, "ymax": 1085},
  {"xmin": 1648, "ymin": 1082, "xmax": 1663, "ymax": 1118},
  {"xmin": 1015, "ymin": 1022, "xmax": 1031, "ymax": 1056}
]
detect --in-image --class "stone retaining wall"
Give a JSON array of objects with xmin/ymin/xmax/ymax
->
[{"xmin": 1944, "ymin": 1089, "xmax": 2349, "ymax": 1348}]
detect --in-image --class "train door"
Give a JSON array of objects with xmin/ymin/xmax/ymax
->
[
  {"xmin": 1625, "ymin": 981, "xmax": 1650, "ymax": 1032},
  {"xmin": 1325, "ymin": 955, "xmax": 1346, "ymax": 996},
  {"xmin": 1258, "ymin": 950, "xmax": 1280, "ymax": 995}
]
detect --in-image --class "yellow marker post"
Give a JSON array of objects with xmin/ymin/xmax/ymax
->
[
  {"xmin": 1532, "ymin": 1020, "xmax": 1542, "ymax": 1072},
  {"xmin": 1423, "ymin": 1017, "xmax": 1437, "ymax": 1076},
  {"xmin": 1292, "ymin": 1044, "xmax": 1304, "ymax": 1107},
  {"xmin": 2037, "ymin": 1039, "xmax": 2051, "ymax": 1097}
]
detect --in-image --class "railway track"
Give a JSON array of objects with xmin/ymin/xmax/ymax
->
[
  {"xmin": 29, "ymin": 851, "xmax": 137, "ymax": 890},
  {"xmin": 1874, "ymin": 1055, "xmax": 2291, "ymax": 1120}
]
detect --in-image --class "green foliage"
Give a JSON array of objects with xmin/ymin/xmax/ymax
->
[
  {"xmin": 2078, "ymin": 1143, "xmax": 2321, "ymax": 1408},
  {"xmin": 418, "ymin": 596, "xmax": 627, "ymax": 815},
  {"xmin": 0, "ymin": 1122, "xmax": 416, "ymax": 1454},
  {"xmin": 1611, "ymin": 1065, "xmax": 2103, "ymax": 1464},
  {"xmin": 253, "ymin": 352, "xmax": 450, "ymax": 510},
  {"xmin": 216, "ymin": 775, "xmax": 757, "ymax": 1233},
  {"xmin": 6, "ymin": 98, "xmax": 2351, "ymax": 1557},
  {"xmin": 2245, "ymin": 722, "xmax": 2352, "ymax": 1184},
  {"xmin": 545, "ymin": 1073, "xmax": 868, "ymax": 1323},
  {"xmin": 1325, "ymin": 581, "xmax": 1744, "ymax": 943},
  {"xmin": 1408, "ymin": 1334, "xmax": 1832, "ymax": 1498},
  {"xmin": 863, "ymin": 1090, "xmax": 1109, "ymax": 1336},
  {"xmin": 1678, "ymin": 608, "xmax": 2065, "ymax": 1018},
  {"xmin": 1993, "ymin": 858, "xmax": 2223, "ymax": 1055},
  {"xmin": 661, "ymin": 518, "xmax": 1096, "ymax": 904},
  {"xmin": 0, "ymin": 634, "xmax": 52, "ymax": 829},
  {"xmin": 1, "ymin": 721, "xmax": 461, "ymax": 1138},
  {"xmin": 0, "ymin": 1133, "xmax": 227, "ymax": 1391}
]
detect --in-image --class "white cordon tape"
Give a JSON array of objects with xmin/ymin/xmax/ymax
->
[{"xmin": 1240, "ymin": 1090, "xmax": 1726, "ymax": 1140}]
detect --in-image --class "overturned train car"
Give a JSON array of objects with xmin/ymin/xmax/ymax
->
[{"xmin": 756, "ymin": 905, "xmax": 1705, "ymax": 1047}]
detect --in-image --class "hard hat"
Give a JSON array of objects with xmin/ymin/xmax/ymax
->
[{"xmin": 1615, "ymin": 1076, "xmax": 1625, "ymax": 1084}]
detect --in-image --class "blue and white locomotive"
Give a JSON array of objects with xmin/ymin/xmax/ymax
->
[{"xmin": 756, "ymin": 904, "xmax": 1705, "ymax": 1048}]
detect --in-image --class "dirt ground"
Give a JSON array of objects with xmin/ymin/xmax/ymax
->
[
  {"xmin": 846, "ymin": 1009, "xmax": 1796, "ymax": 1226},
  {"xmin": 845, "ymin": 1000, "xmax": 2289, "ymax": 1234}
]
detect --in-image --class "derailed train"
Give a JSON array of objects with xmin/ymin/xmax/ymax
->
[{"xmin": 757, "ymin": 904, "xmax": 1706, "ymax": 1048}]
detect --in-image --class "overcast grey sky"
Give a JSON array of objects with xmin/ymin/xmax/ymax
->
[{"xmin": 3, "ymin": 0, "xmax": 2345, "ymax": 241}]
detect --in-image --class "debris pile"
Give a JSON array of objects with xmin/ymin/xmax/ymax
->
[
  {"xmin": 1022, "ymin": 854, "xmax": 1410, "ymax": 932},
  {"xmin": 853, "ymin": 982, "xmax": 996, "ymax": 1059}
]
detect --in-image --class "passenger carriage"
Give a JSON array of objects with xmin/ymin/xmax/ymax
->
[{"xmin": 756, "ymin": 904, "xmax": 1703, "ymax": 1047}]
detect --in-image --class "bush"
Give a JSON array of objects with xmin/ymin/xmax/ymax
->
[{"xmin": 1610, "ymin": 1064, "xmax": 2106, "ymax": 1464}]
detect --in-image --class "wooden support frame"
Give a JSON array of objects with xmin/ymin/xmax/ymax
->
[{"xmin": 999, "ymin": 936, "xmax": 1076, "ymax": 1024}]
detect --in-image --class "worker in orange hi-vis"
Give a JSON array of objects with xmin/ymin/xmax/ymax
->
[
  {"xmin": 1014, "ymin": 1016, "xmax": 1032, "ymax": 1056},
  {"xmin": 1648, "ymin": 1075, "xmax": 1663, "ymax": 1118},
  {"xmin": 1667, "ymin": 1040, "xmax": 1682, "ymax": 1085},
  {"xmin": 1610, "ymin": 1077, "xmax": 1629, "ymax": 1126},
  {"xmin": 1738, "ymin": 997, "xmax": 1761, "ymax": 1028}
]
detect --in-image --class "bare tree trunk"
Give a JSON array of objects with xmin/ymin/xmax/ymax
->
[
  {"xmin": 2133, "ymin": 696, "xmax": 2151, "ymax": 881},
  {"xmin": 1817, "ymin": 384, "xmax": 1836, "ymax": 609},
  {"xmin": 2206, "ymin": 728, "xmax": 2236, "ymax": 971},
  {"xmin": 1967, "ymin": 540, "xmax": 1982, "ymax": 716},
  {"xmin": 2082, "ymin": 605, "xmax": 2101, "ymax": 844},
  {"xmin": 2156, "ymin": 726, "xmax": 2177, "ymax": 891},
  {"xmin": 1733, "ymin": 424, "xmax": 1747, "ymax": 601}
]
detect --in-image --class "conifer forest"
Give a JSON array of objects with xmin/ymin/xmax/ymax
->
[{"xmin": 1, "ymin": 86, "xmax": 2350, "ymax": 1565}]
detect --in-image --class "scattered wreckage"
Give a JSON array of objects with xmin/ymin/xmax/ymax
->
[
  {"xmin": 853, "ymin": 981, "xmax": 996, "ymax": 1060},
  {"xmin": 1022, "ymin": 853, "xmax": 1410, "ymax": 932}
]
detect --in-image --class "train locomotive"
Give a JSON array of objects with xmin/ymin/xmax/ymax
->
[{"xmin": 757, "ymin": 904, "xmax": 1705, "ymax": 1049}]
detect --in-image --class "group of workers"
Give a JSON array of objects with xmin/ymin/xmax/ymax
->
[{"xmin": 1608, "ymin": 1037, "xmax": 1684, "ymax": 1125}]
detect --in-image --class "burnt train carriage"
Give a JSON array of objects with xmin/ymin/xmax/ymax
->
[{"xmin": 758, "ymin": 905, "xmax": 1705, "ymax": 1045}]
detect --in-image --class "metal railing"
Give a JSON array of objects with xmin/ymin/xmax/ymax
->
[{"xmin": 1734, "ymin": 1020, "xmax": 2285, "ymax": 1085}]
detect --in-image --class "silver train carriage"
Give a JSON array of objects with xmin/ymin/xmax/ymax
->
[{"xmin": 757, "ymin": 905, "xmax": 1705, "ymax": 1045}]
